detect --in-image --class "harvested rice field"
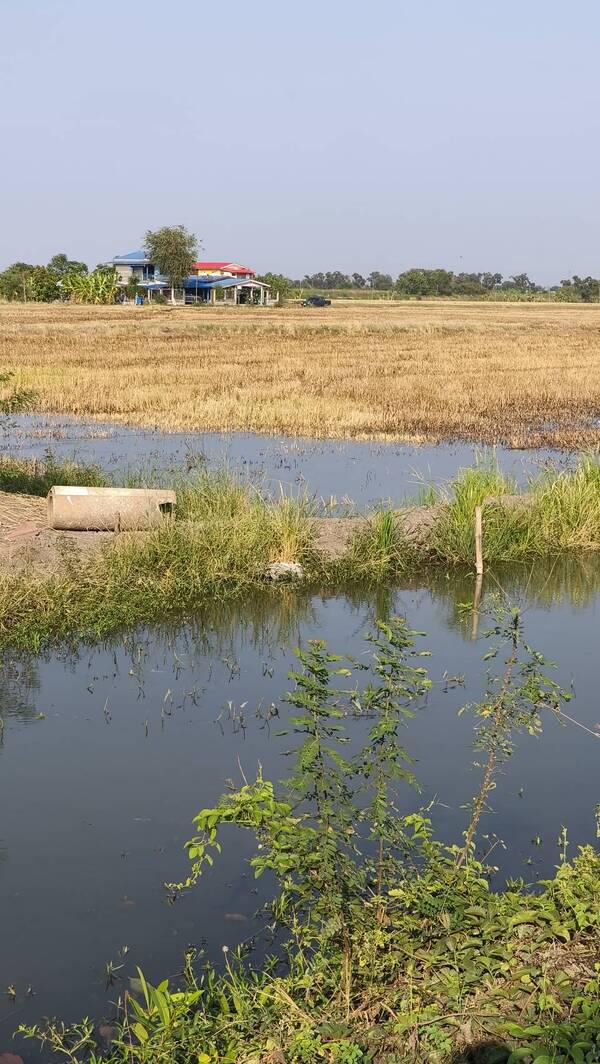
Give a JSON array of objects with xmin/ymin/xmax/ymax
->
[{"xmin": 1, "ymin": 300, "xmax": 600, "ymax": 447}]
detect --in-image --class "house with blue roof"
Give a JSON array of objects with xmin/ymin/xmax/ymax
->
[
  {"xmin": 111, "ymin": 251, "xmax": 275, "ymax": 305},
  {"xmin": 112, "ymin": 250, "xmax": 156, "ymax": 284}
]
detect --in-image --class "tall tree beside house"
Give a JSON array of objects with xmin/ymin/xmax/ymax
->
[{"xmin": 143, "ymin": 225, "xmax": 198, "ymax": 304}]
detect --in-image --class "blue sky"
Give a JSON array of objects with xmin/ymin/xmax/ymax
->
[{"xmin": 1, "ymin": 0, "xmax": 598, "ymax": 282}]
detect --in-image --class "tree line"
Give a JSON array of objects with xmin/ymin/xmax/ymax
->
[
  {"xmin": 2, "ymin": 242, "xmax": 599, "ymax": 304},
  {"xmin": 258, "ymin": 269, "xmax": 600, "ymax": 301}
]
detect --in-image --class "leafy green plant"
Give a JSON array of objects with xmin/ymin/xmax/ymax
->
[
  {"xmin": 456, "ymin": 599, "xmax": 571, "ymax": 867},
  {"xmin": 62, "ymin": 267, "xmax": 119, "ymax": 304}
]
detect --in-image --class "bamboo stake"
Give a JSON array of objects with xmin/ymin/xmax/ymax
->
[
  {"xmin": 471, "ymin": 572, "xmax": 483, "ymax": 641},
  {"xmin": 474, "ymin": 504, "xmax": 484, "ymax": 576}
]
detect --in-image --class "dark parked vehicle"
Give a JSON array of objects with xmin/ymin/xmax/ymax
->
[{"xmin": 301, "ymin": 295, "xmax": 332, "ymax": 307}]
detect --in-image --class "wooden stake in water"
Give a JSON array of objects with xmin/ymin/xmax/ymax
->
[
  {"xmin": 474, "ymin": 504, "xmax": 484, "ymax": 576},
  {"xmin": 471, "ymin": 572, "xmax": 483, "ymax": 641}
]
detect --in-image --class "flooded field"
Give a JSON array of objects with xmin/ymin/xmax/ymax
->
[
  {"xmin": 1, "ymin": 414, "xmax": 574, "ymax": 509},
  {"xmin": 1, "ymin": 559, "xmax": 599, "ymax": 1051}
]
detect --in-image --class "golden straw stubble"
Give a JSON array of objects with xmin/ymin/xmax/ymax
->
[{"xmin": 1, "ymin": 299, "xmax": 599, "ymax": 448}]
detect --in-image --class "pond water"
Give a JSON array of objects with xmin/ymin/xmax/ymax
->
[
  {"xmin": 1, "ymin": 558, "xmax": 600, "ymax": 1054},
  {"xmin": 2, "ymin": 414, "xmax": 575, "ymax": 509}
]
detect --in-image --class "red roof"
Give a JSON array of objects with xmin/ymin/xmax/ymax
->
[{"xmin": 194, "ymin": 261, "xmax": 255, "ymax": 276}]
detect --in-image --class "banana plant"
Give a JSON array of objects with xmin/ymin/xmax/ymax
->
[{"xmin": 62, "ymin": 267, "xmax": 119, "ymax": 304}]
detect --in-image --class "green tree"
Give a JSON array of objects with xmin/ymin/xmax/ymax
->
[
  {"xmin": 507, "ymin": 273, "xmax": 535, "ymax": 292},
  {"xmin": 567, "ymin": 275, "xmax": 599, "ymax": 303},
  {"xmin": 367, "ymin": 270, "xmax": 393, "ymax": 290},
  {"xmin": 26, "ymin": 266, "xmax": 60, "ymax": 302},
  {"xmin": 430, "ymin": 268, "xmax": 453, "ymax": 295},
  {"xmin": 395, "ymin": 268, "xmax": 434, "ymax": 296},
  {"xmin": 143, "ymin": 225, "xmax": 198, "ymax": 304},
  {"xmin": 47, "ymin": 253, "xmax": 88, "ymax": 277},
  {"xmin": 324, "ymin": 270, "xmax": 352, "ymax": 289},
  {"xmin": 302, "ymin": 272, "xmax": 326, "ymax": 288},
  {"xmin": 453, "ymin": 272, "xmax": 485, "ymax": 296},
  {"xmin": 0, "ymin": 262, "xmax": 35, "ymax": 301},
  {"xmin": 256, "ymin": 272, "xmax": 294, "ymax": 300},
  {"xmin": 480, "ymin": 271, "xmax": 502, "ymax": 290}
]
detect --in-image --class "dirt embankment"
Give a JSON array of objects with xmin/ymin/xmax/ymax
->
[
  {"xmin": 0, "ymin": 491, "xmax": 538, "ymax": 575},
  {"xmin": 312, "ymin": 505, "xmax": 445, "ymax": 559},
  {"xmin": 0, "ymin": 491, "xmax": 452, "ymax": 575}
]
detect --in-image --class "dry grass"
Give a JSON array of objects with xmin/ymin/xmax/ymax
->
[{"xmin": 2, "ymin": 300, "xmax": 600, "ymax": 446}]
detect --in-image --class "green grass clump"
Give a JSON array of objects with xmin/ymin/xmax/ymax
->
[
  {"xmin": 431, "ymin": 463, "xmax": 532, "ymax": 563},
  {"xmin": 174, "ymin": 469, "xmax": 317, "ymax": 565},
  {"xmin": 529, "ymin": 455, "xmax": 600, "ymax": 552},
  {"xmin": 0, "ymin": 450, "xmax": 110, "ymax": 496},
  {"xmin": 343, "ymin": 507, "xmax": 414, "ymax": 580}
]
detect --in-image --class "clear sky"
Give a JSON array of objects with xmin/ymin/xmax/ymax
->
[{"xmin": 1, "ymin": 0, "xmax": 598, "ymax": 283}]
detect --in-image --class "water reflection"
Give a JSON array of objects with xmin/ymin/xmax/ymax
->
[{"xmin": 0, "ymin": 659, "xmax": 41, "ymax": 727}]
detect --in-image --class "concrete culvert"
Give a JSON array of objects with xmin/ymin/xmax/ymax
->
[{"xmin": 47, "ymin": 486, "xmax": 177, "ymax": 531}]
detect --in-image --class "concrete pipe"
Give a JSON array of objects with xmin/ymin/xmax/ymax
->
[{"xmin": 47, "ymin": 486, "xmax": 177, "ymax": 532}]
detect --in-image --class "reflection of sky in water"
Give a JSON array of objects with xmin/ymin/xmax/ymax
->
[
  {"xmin": 1, "ymin": 414, "xmax": 575, "ymax": 510},
  {"xmin": 1, "ymin": 560, "xmax": 599, "ymax": 1047}
]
